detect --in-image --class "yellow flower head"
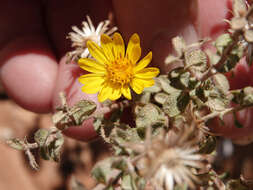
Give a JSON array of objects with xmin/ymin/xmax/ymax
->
[{"xmin": 78, "ymin": 32, "xmax": 160, "ymax": 102}]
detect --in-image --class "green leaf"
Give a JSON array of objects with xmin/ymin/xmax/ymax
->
[
  {"xmin": 93, "ymin": 115, "xmax": 104, "ymax": 132},
  {"xmin": 172, "ymin": 36, "xmax": 186, "ymax": 57},
  {"xmin": 217, "ymin": 44, "xmax": 243, "ymax": 73},
  {"xmin": 174, "ymin": 184, "xmax": 188, "ymax": 190},
  {"xmin": 185, "ymin": 49, "xmax": 207, "ymax": 71},
  {"xmin": 243, "ymin": 87, "xmax": 253, "ymax": 106},
  {"xmin": 71, "ymin": 100, "xmax": 97, "ymax": 125},
  {"xmin": 121, "ymin": 174, "xmax": 138, "ymax": 190},
  {"xmin": 244, "ymin": 30, "xmax": 253, "ymax": 43},
  {"xmin": 91, "ymin": 158, "xmax": 121, "ymax": 184},
  {"xmin": 232, "ymin": 0, "xmax": 247, "ymax": 17},
  {"xmin": 206, "ymin": 50, "xmax": 221, "ymax": 66},
  {"xmin": 135, "ymin": 103, "xmax": 168, "ymax": 129},
  {"xmin": 230, "ymin": 17, "xmax": 247, "ymax": 30},
  {"xmin": 215, "ymin": 33, "xmax": 233, "ymax": 55},
  {"xmin": 92, "ymin": 166, "xmax": 107, "ymax": 184},
  {"xmin": 213, "ymin": 74, "xmax": 230, "ymax": 95},
  {"xmin": 34, "ymin": 129, "xmax": 49, "ymax": 147},
  {"xmin": 52, "ymin": 99, "xmax": 96, "ymax": 130},
  {"xmin": 157, "ymin": 75, "xmax": 180, "ymax": 94},
  {"xmin": 179, "ymin": 72, "xmax": 190, "ymax": 88},
  {"xmin": 6, "ymin": 138, "xmax": 24, "ymax": 150},
  {"xmin": 39, "ymin": 130, "xmax": 64, "ymax": 162},
  {"xmin": 154, "ymin": 92, "xmax": 169, "ymax": 104},
  {"xmin": 163, "ymin": 90, "xmax": 182, "ymax": 117}
]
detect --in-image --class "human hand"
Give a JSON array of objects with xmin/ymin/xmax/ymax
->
[{"xmin": 0, "ymin": 0, "xmax": 252, "ymax": 142}]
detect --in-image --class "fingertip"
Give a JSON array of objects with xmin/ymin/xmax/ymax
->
[
  {"xmin": 62, "ymin": 118, "xmax": 98, "ymax": 141},
  {"xmin": 0, "ymin": 36, "xmax": 58, "ymax": 113},
  {"xmin": 53, "ymin": 57, "xmax": 102, "ymax": 141},
  {"xmin": 197, "ymin": 0, "xmax": 231, "ymax": 38}
]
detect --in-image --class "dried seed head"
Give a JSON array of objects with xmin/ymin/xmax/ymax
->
[
  {"xmin": 66, "ymin": 15, "xmax": 117, "ymax": 63},
  {"xmin": 129, "ymin": 127, "xmax": 205, "ymax": 190}
]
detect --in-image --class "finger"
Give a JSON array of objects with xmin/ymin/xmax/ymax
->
[
  {"xmin": 197, "ymin": 0, "xmax": 231, "ymax": 38},
  {"xmin": 45, "ymin": 0, "xmax": 114, "ymax": 140},
  {"xmin": 45, "ymin": 0, "xmax": 114, "ymax": 57},
  {"xmin": 52, "ymin": 57, "xmax": 102, "ymax": 141},
  {"xmin": 0, "ymin": 1, "xmax": 58, "ymax": 113},
  {"xmin": 113, "ymin": 0, "xmax": 199, "ymax": 73},
  {"xmin": 209, "ymin": 60, "xmax": 253, "ymax": 141},
  {"xmin": 196, "ymin": 0, "xmax": 253, "ymax": 141}
]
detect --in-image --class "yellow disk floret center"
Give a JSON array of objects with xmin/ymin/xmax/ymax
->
[{"xmin": 106, "ymin": 58, "xmax": 134, "ymax": 86}]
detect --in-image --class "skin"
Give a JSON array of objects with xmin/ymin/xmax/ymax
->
[{"xmin": 0, "ymin": 0, "xmax": 252, "ymax": 141}]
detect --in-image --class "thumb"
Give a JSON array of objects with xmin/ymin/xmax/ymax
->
[{"xmin": 52, "ymin": 57, "xmax": 103, "ymax": 141}]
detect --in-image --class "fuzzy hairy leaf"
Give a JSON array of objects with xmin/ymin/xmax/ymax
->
[
  {"xmin": 230, "ymin": 17, "xmax": 247, "ymax": 30},
  {"xmin": 185, "ymin": 49, "xmax": 207, "ymax": 72},
  {"xmin": 163, "ymin": 90, "xmax": 182, "ymax": 117},
  {"xmin": 154, "ymin": 92, "xmax": 169, "ymax": 104},
  {"xmin": 92, "ymin": 158, "xmax": 121, "ymax": 184},
  {"xmin": 121, "ymin": 174, "xmax": 138, "ymax": 190},
  {"xmin": 172, "ymin": 36, "xmax": 186, "ymax": 57},
  {"xmin": 157, "ymin": 75, "xmax": 180, "ymax": 94},
  {"xmin": 232, "ymin": 0, "xmax": 247, "ymax": 17},
  {"xmin": 34, "ymin": 129, "xmax": 49, "ymax": 147},
  {"xmin": 206, "ymin": 50, "xmax": 221, "ymax": 66},
  {"xmin": 213, "ymin": 74, "xmax": 230, "ymax": 95},
  {"xmin": 53, "ymin": 99, "xmax": 96, "ymax": 130},
  {"xmin": 39, "ymin": 130, "xmax": 64, "ymax": 162},
  {"xmin": 163, "ymin": 91, "xmax": 190, "ymax": 117},
  {"xmin": 232, "ymin": 86, "xmax": 253, "ymax": 106},
  {"xmin": 215, "ymin": 34, "xmax": 233, "ymax": 55},
  {"xmin": 135, "ymin": 103, "xmax": 168, "ymax": 129},
  {"xmin": 6, "ymin": 138, "xmax": 24, "ymax": 150}
]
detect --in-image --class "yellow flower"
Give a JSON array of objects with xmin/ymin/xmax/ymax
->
[{"xmin": 78, "ymin": 32, "xmax": 160, "ymax": 102}]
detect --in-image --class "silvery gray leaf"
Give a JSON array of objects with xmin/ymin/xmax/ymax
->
[{"xmin": 172, "ymin": 36, "xmax": 186, "ymax": 57}]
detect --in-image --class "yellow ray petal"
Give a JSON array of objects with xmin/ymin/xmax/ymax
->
[
  {"xmin": 135, "ymin": 67, "xmax": 160, "ymax": 79},
  {"xmin": 80, "ymin": 77, "xmax": 104, "ymax": 94},
  {"xmin": 134, "ymin": 52, "xmax": 152, "ymax": 73},
  {"xmin": 98, "ymin": 84, "xmax": 112, "ymax": 102},
  {"xmin": 78, "ymin": 58, "xmax": 106, "ymax": 73},
  {"xmin": 100, "ymin": 34, "xmax": 114, "ymax": 61},
  {"xmin": 110, "ymin": 87, "xmax": 122, "ymax": 100},
  {"xmin": 121, "ymin": 86, "xmax": 132, "ymax": 100},
  {"xmin": 134, "ymin": 78, "xmax": 154, "ymax": 88},
  {"xmin": 128, "ymin": 45, "xmax": 141, "ymax": 64},
  {"xmin": 126, "ymin": 33, "xmax": 141, "ymax": 63},
  {"xmin": 130, "ymin": 78, "xmax": 144, "ymax": 94},
  {"xmin": 113, "ymin": 33, "xmax": 125, "ymax": 59},
  {"xmin": 87, "ymin": 40, "xmax": 109, "ymax": 65},
  {"xmin": 78, "ymin": 73, "xmax": 104, "ymax": 84}
]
